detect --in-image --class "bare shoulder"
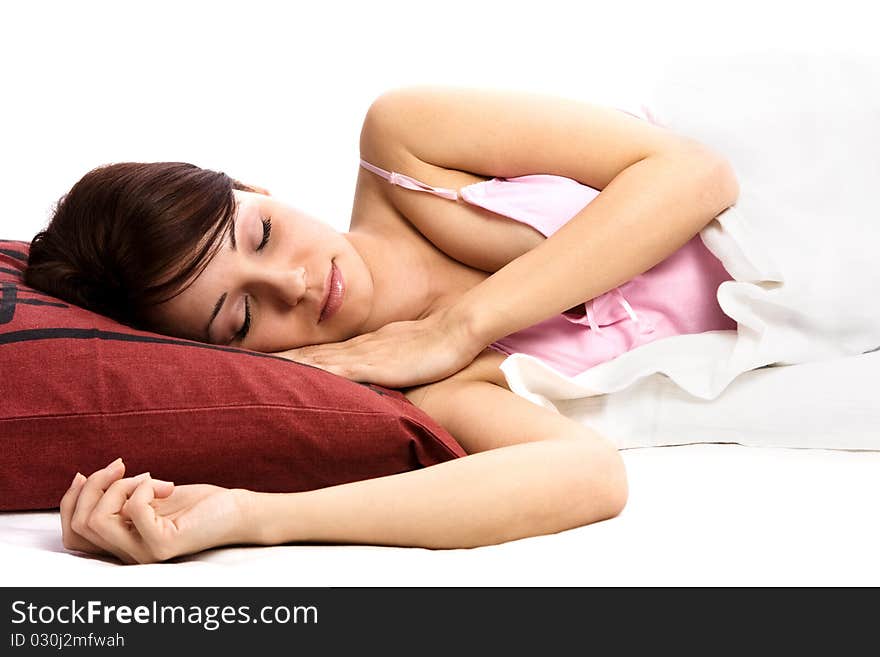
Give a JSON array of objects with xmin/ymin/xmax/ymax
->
[
  {"xmin": 362, "ymin": 84, "xmax": 716, "ymax": 188},
  {"xmin": 402, "ymin": 349, "xmax": 612, "ymax": 454}
]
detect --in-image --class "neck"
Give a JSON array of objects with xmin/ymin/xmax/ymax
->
[{"xmin": 344, "ymin": 228, "xmax": 441, "ymax": 332}]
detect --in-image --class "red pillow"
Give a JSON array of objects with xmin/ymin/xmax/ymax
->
[{"xmin": 0, "ymin": 240, "xmax": 465, "ymax": 511}]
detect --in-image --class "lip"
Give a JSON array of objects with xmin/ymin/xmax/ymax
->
[{"xmin": 318, "ymin": 259, "xmax": 344, "ymax": 323}]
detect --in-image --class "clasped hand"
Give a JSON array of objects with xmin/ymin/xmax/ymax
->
[
  {"xmin": 60, "ymin": 458, "xmax": 250, "ymax": 564},
  {"xmin": 275, "ymin": 306, "xmax": 485, "ymax": 388}
]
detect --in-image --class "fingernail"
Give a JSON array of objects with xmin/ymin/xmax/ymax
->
[
  {"xmin": 108, "ymin": 457, "xmax": 123, "ymax": 469},
  {"xmin": 72, "ymin": 472, "xmax": 84, "ymax": 485},
  {"xmin": 154, "ymin": 479, "xmax": 174, "ymax": 486},
  {"xmin": 134, "ymin": 472, "xmax": 150, "ymax": 481}
]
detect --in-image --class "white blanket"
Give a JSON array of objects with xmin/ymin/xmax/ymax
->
[
  {"xmin": 498, "ymin": 52, "xmax": 880, "ymax": 450},
  {"xmin": 5, "ymin": 444, "xmax": 879, "ymax": 586}
]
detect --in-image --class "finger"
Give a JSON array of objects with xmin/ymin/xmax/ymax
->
[
  {"xmin": 60, "ymin": 472, "xmax": 107, "ymax": 554},
  {"xmin": 70, "ymin": 458, "xmax": 124, "ymax": 533},
  {"xmin": 70, "ymin": 458, "xmax": 135, "ymax": 560},
  {"xmin": 91, "ymin": 475, "xmax": 173, "ymax": 564},
  {"xmin": 119, "ymin": 472, "xmax": 174, "ymax": 523},
  {"xmin": 92, "ymin": 472, "xmax": 152, "ymax": 518},
  {"xmin": 294, "ymin": 347, "xmax": 355, "ymax": 370},
  {"xmin": 284, "ymin": 353, "xmax": 346, "ymax": 377},
  {"xmin": 282, "ymin": 347, "xmax": 321, "ymax": 363},
  {"xmin": 118, "ymin": 475, "xmax": 174, "ymax": 520},
  {"xmin": 284, "ymin": 340, "xmax": 354, "ymax": 361},
  {"xmin": 311, "ymin": 362, "xmax": 347, "ymax": 377},
  {"xmin": 125, "ymin": 478, "xmax": 179, "ymax": 562},
  {"xmin": 60, "ymin": 471, "xmax": 84, "ymax": 519},
  {"xmin": 60, "ymin": 471, "xmax": 86, "ymax": 535},
  {"xmin": 84, "ymin": 473, "xmax": 154, "ymax": 563}
]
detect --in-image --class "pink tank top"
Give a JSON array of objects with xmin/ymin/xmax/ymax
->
[{"xmin": 359, "ymin": 106, "xmax": 736, "ymax": 376}]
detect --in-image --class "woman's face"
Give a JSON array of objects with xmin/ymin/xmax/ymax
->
[{"xmin": 150, "ymin": 189, "xmax": 375, "ymax": 352}]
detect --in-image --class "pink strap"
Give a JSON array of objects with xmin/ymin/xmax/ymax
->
[
  {"xmin": 612, "ymin": 288, "xmax": 638, "ymax": 323},
  {"xmin": 587, "ymin": 289, "xmax": 655, "ymax": 337},
  {"xmin": 360, "ymin": 158, "xmax": 459, "ymax": 200},
  {"xmin": 585, "ymin": 300, "xmax": 602, "ymax": 334},
  {"xmin": 612, "ymin": 288, "xmax": 655, "ymax": 335}
]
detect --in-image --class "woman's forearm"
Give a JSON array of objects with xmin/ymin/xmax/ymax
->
[
  {"xmin": 240, "ymin": 436, "xmax": 626, "ymax": 549},
  {"xmin": 454, "ymin": 148, "xmax": 739, "ymax": 346}
]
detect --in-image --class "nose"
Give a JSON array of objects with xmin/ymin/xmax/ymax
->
[{"xmin": 259, "ymin": 266, "xmax": 307, "ymax": 308}]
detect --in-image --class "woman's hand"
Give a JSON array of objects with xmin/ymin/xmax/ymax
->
[
  {"xmin": 60, "ymin": 458, "xmax": 252, "ymax": 564},
  {"xmin": 274, "ymin": 306, "xmax": 486, "ymax": 388}
]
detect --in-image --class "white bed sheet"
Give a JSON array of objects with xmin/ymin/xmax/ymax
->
[
  {"xmin": 3, "ymin": 304, "xmax": 877, "ymax": 588},
  {"xmin": 2, "ymin": 445, "xmax": 878, "ymax": 587},
  {"xmin": 555, "ymin": 349, "xmax": 880, "ymax": 450},
  {"xmin": 3, "ymin": 353, "xmax": 879, "ymax": 587}
]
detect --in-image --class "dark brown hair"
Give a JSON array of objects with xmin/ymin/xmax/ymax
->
[{"xmin": 25, "ymin": 162, "xmax": 261, "ymax": 330}]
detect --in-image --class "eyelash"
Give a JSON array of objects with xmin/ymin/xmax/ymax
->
[
  {"xmin": 256, "ymin": 216, "xmax": 272, "ymax": 251},
  {"xmin": 233, "ymin": 216, "xmax": 271, "ymax": 344},
  {"xmin": 234, "ymin": 297, "xmax": 251, "ymax": 344}
]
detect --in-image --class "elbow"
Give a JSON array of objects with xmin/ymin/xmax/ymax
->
[
  {"xmin": 671, "ymin": 141, "xmax": 741, "ymax": 215},
  {"xmin": 708, "ymin": 153, "xmax": 741, "ymax": 211},
  {"xmin": 597, "ymin": 446, "xmax": 629, "ymax": 521},
  {"xmin": 570, "ymin": 442, "xmax": 628, "ymax": 526},
  {"xmin": 606, "ymin": 478, "xmax": 628, "ymax": 520},
  {"xmin": 694, "ymin": 147, "xmax": 741, "ymax": 213}
]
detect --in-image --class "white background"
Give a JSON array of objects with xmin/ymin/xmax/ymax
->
[
  {"xmin": 2, "ymin": 1, "xmax": 878, "ymax": 587},
  {"xmin": 1, "ymin": 0, "xmax": 877, "ymax": 241}
]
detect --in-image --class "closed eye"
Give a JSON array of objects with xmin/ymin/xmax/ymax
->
[
  {"xmin": 256, "ymin": 216, "xmax": 272, "ymax": 251},
  {"xmin": 230, "ymin": 217, "xmax": 270, "ymax": 345},
  {"xmin": 233, "ymin": 296, "xmax": 251, "ymax": 344}
]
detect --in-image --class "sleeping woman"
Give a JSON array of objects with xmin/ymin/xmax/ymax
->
[{"xmin": 25, "ymin": 86, "xmax": 739, "ymax": 564}]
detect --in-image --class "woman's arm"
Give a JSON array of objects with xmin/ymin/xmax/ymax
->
[
  {"xmin": 241, "ymin": 363, "xmax": 627, "ymax": 549},
  {"xmin": 454, "ymin": 149, "xmax": 738, "ymax": 345},
  {"xmin": 278, "ymin": 88, "xmax": 739, "ymax": 388},
  {"xmin": 365, "ymin": 86, "xmax": 740, "ymax": 346},
  {"xmin": 61, "ymin": 352, "xmax": 627, "ymax": 563},
  {"xmin": 59, "ymin": 355, "xmax": 625, "ymax": 560}
]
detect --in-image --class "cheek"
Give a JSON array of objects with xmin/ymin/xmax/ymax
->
[{"xmin": 256, "ymin": 314, "xmax": 318, "ymax": 352}]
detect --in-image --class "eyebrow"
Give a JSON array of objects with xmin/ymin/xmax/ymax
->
[
  {"xmin": 205, "ymin": 292, "xmax": 228, "ymax": 343},
  {"xmin": 204, "ymin": 208, "xmax": 240, "ymax": 342}
]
